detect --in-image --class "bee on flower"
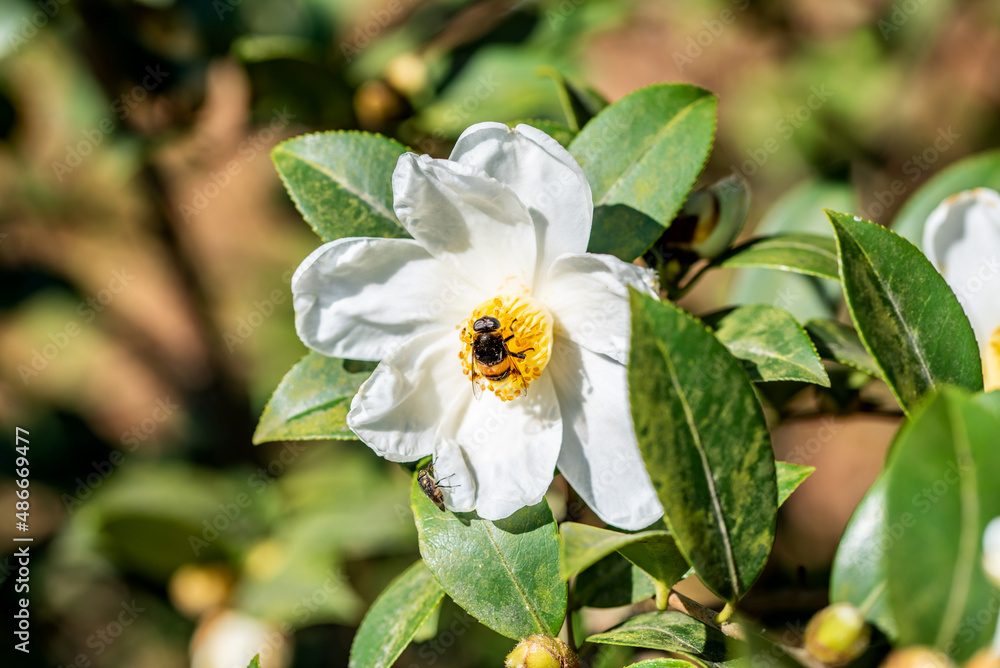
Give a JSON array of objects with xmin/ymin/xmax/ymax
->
[{"xmin": 291, "ymin": 122, "xmax": 663, "ymax": 529}]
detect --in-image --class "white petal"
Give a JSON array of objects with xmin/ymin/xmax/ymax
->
[
  {"xmin": 347, "ymin": 330, "xmax": 467, "ymax": 463},
  {"xmin": 541, "ymin": 253, "xmax": 659, "ymax": 364},
  {"xmin": 392, "ymin": 153, "xmax": 537, "ymax": 294},
  {"xmin": 293, "ymin": 237, "xmax": 475, "ymax": 361},
  {"xmin": 432, "ymin": 374, "xmax": 562, "ymax": 520},
  {"xmin": 549, "ymin": 339, "xmax": 663, "ymax": 531},
  {"xmin": 985, "ymin": 516, "xmax": 1000, "ymax": 586},
  {"xmin": 449, "ymin": 122, "xmax": 593, "ymax": 278},
  {"xmin": 922, "ymin": 188, "xmax": 1000, "ymax": 348}
]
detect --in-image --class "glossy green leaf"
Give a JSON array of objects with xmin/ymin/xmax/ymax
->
[
  {"xmin": 559, "ymin": 523, "xmax": 685, "ymax": 582},
  {"xmin": 828, "ymin": 211, "xmax": 983, "ymax": 413},
  {"xmin": 587, "ymin": 611, "xmax": 733, "ymax": 668},
  {"xmin": 254, "ymin": 353, "xmax": 371, "ymax": 444},
  {"xmin": 717, "ymin": 234, "xmax": 839, "ymax": 281},
  {"xmin": 805, "ymin": 319, "xmax": 882, "ymax": 378},
  {"xmin": 571, "ymin": 84, "xmax": 717, "ymax": 260},
  {"xmin": 728, "ymin": 178, "xmax": 853, "ymax": 323},
  {"xmin": 775, "ymin": 461, "xmax": 814, "ymax": 506},
  {"xmin": 713, "ymin": 305, "xmax": 830, "ymax": 386},
  {"xmin": 573, "ymin": 552, "xmax": 655, "ymax": 609},
  {"xmin": 885, "ymin": 388, "xmax": 1000, "ymax": 660},
  {"xmin": 829, "ymin": 474, "xmax": 897, "ymax": 639},
  {"xmin": 272, "ymin": 131, "xmax": 408, "ymax": 242},
  {"xmin": 348, "ymin": 560, "xmax": 445, "ymax": 668},
  {"xmin": 891, "ymin": 149, "xmax": 1000, "ymax": 245},
  {"xmin": 411, "ymin": 474, "xmax": 565, "ymax": 639},
  {"xmin": 629, "ymin": 291, "xmax": 777, "ymax": 603},
  {"xmin": 627, "ymin": 660, "xmax": 699, "ymax": 668},
  {"xmin": 247, "ymin": 656, "xmax": 261, "ymax": 668}
]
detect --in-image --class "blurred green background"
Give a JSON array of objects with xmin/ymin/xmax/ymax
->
[{"xmin": 1, "ymin": 0, "xmax": 999, "ymax": 665}]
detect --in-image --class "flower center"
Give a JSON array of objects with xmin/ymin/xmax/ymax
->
[
  {"xmin": 459, "ymin": 295, "xmax": 553, "ymax": 402},
  {"xmin": 985, "ymin": 326, "xmax": 1000, "ymax": 393}
]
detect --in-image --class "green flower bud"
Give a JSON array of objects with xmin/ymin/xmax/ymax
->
[
  {"xmin": 804, "ymin": 603, "xmax": 871, "ymax": 665},
  {"xmin": 880, "ymin": 647, "xmax": 957, "ymax": 668},
  {"xmin": 505, "ymin": 635, "xmax": 579, "ymax": 668}
]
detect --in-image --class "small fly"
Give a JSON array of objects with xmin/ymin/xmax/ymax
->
[{"xmin": 417, "ymin": 465, "xmax": 457, "ymax": 512}]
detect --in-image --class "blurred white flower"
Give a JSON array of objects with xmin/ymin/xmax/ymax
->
[
  {"xmin": 923, "ymin": 188, "xmax": 1000, "ymax": 391},
  {"xmin": 190, "ymin": 610, "xmax": 291, "ymax": 668},
  {"xmin": 985, "ymin": 516, "xmax": 1000, "ymax": 588},
  {"xmin": 292, "ymin": 122, "xmax": 663, "ymax": 529}
]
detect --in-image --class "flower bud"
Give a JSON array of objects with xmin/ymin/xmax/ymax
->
[
  {"xmin": 879, "ymin": 647, "xmax": 957, "ymax": 668},
  {"xmin": 505, "ymin": 635, "xmax": 579, "ymax": 668},
  {"xmin": 964, "ymin": 649, "xmax": 1000, "ymax": 668},
  {"xmin": 984, "ymin": 516, "xmax": 1000, "ymax": 587},
  {"xmin": 689, "ymin": 174, "xmax": 751, "ymax": 260},
  {"xmin": 804, "ymin": 603, "xmax": 871, "ymax": 665}
]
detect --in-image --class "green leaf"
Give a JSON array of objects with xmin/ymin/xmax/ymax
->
[
  {"xmin": 717, "ymin": 234, "xmax": 839, "ymax": 281},
  {"xmin": 727, "ymin": 178, "xmax": 853, "ymax": 323},
  {"xmin": 775, "ymin": 462, "xmax": 814, "ymax": 506},
  {"xmin": 885, "ymin": 388, "xmax": 1000, "ymax": 660},
  {"xmin": 627, "ymin": 660, "xmax": 699, "ymax": 668},
  {"xmin": 827, "ymin": 211, "xmax": 983, "ymax": 413},
  {"xmin": 573, "ymin": 552, "xmax": 655, "ymax": 609},
  {"xmin": 829, "ymin": 474, "xmax": 897, "ymax": 639},
  {"xmin": 805, "ymin": 319, "xmax": 882, "ymax": 378},
  {"xmin": 272, "ymin": 131, "xmax": 408, "ymax": 242},
  {"xmin": 411, "ymin": 473, "xmax": 565, "ymax": 639},
  {"xmin": 587, "ymin": 611, "xmax": 734, "ymax": 668},
  {"xmin": 570, "ymin": 84, "xmax": 717, "ymax": 260},
  {"xmin": 891, "ymin": 149, "xmax": 1000, "ymax": 245},
  {"xmin": 247, "ymin": 656, "xmax": 261, "ymax": 668},
  {"xmin": 560, "ymin": 523, "xmax": 684, "ymax": 581},
  {"xmin": 713, "ymin": 305, "xmax": 830, "ymax": 386},
  {"xmin": 348, "ymin": 560, "xmax": 445, "ymax": 668},
  {"xmin": 629, "ymin": 291, "xmax": 777, "ymax": 603},
  {"xmin": 253, "ymin": 353, "xmax": 371, "ymax": 444},
  {"xmin": 973, "ymin": 390, "xmax": 1000, "ymax": 422}
]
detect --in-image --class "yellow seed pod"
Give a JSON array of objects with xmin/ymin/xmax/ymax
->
[
  {"xmin": 804, "ymin": 603, "xmax": 871, "ymax": 665},
  {"xmin": 880, "ymin": 647, "xmax": 958, "ymax": 668},
  {"xmin": 964, "ymin": 649, "xmax": 1000, "ymax": 668},
  {"xmin": 505, "ymin": 635, "xmax": 579, "ymax": 668}
]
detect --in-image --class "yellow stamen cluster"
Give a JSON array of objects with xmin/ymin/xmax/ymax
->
[
  {"xmin": 985, "ymin": 326, "xmax": 1000, "ymax": 393},
  {"xmin": 459, "ymin": 295, "xmax": 553, "ymax": 402}
]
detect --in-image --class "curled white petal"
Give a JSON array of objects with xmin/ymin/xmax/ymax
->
[
  {"xmin": 922, "ymin": 188, "xmax": 1000, "ymax": 349},
  {"xmin": 393, "ymin": 152, "xmax": 537, "ymax": 294},
  {"xmin": 549, "ymin": 339, "xmax": 663, "ymax": 530},
  {"xmin": 292, "ymin": 238, "xmax": 473, "ymax": 361},
  {"xmin": 347, "ymin": 330, "xmax": 467, "ymax": 463},
  {"xmin": 542, "ymin": 252, "xmax": 659, "ymax": 364},
  {"xmin": 433, "ymin": 374, "xmax": 563, "ymax": 520},
  {"xmin": 450, "ymin": 122, "xmax": 593, "ymax": 279}
]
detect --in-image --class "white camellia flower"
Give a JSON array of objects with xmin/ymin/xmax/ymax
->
[
  {"xmin": 923, "ymin": 188, "xmax": 1000, "ymax": 391},
  {"xmin": 292, "ymin": 122, "xmax": 663, "ymax": 530}
]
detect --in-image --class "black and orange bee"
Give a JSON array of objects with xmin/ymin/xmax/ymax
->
[{"xmin": 468, "ymin": 316, "xmax": 533, "ymax": 399}]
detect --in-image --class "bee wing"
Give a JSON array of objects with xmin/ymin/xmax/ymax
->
[{"xmin": 472, "ymin": 371, "xmax": 484, "ymax": 400}]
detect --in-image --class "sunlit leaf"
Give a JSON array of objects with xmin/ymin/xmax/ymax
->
[
  {"xmin": 411, "ymin": 474, "xmax": 565, "ymax": 639},
  {"xmin": 775, "ymin": 461, "xmax": 814, "ymax": 506},
  {"xmin": 828, "ymin": 211, "xmax": 983, "ymax": 413},
  {"xmin": 629, "ymin": 291, "xmax": 777, "ymax": 603},
  {"xmin": 587, "ymin": 611, "xmax": 736, "ymax": 668},
  {"xmin": 348, "ymin": 560, "xmax": 445, "ymax": 668},
  {"xmin": 805, "ymin": 319, "xmax": 882, "ymax": 378},
  {"xmin": 717, "ymin": 234, "xmax": 839, "ymax": 281}
]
